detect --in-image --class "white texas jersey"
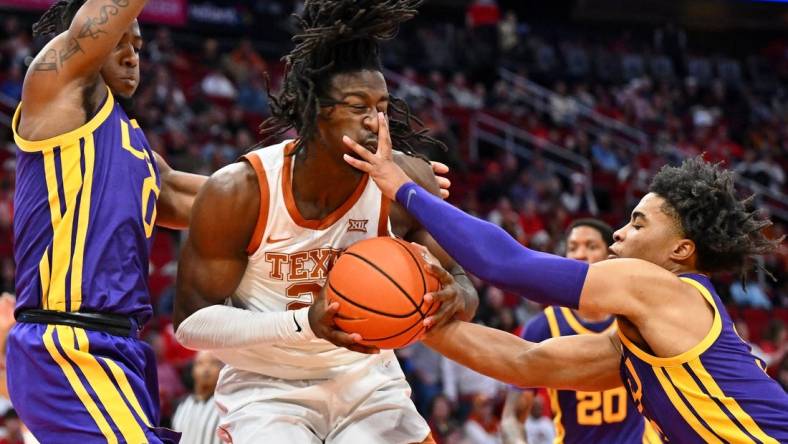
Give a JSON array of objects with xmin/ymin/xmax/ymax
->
[{"xmin": 214, "ymin": 140, "xmax": 396, "ymax": 380}]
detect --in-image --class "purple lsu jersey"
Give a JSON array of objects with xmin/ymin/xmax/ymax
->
[
  {"xmin": 521, "ymin": 307, "xmax": 659, "ymax": 444},
  {"xmin": 8, "ymin": 88, "xmax": 177, "ymax": 443},
  {"xmin": 12, "ymin": 86, "xmax": 160, "ymax": 324},
  {"xmin": 619, "ymin": 274, "xmax": 788, "ymax": 443}
]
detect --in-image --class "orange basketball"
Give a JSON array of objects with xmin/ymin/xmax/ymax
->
[{"xmin": 326, "ymin": 237, "xmax": 441, "ymax": 349}]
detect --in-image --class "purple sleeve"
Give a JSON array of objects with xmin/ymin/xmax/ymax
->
[{"xmin": 396, "ymin": 182, "xmax": 587, "ymax": 309}]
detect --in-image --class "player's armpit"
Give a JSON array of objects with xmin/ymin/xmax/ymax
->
[
  {"xmin": 423, "ymin": 321, "xmax": 622, "ymax": 392},
  {"xmin": 153, "ymin": 152, "xmax": 207, "ymax": 230},
  {"xmin": 173, "ymin": 162, "xmax": 259, "ymax": 330}
]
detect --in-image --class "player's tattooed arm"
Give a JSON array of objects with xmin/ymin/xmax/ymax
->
[
  {"xmin": 424, "ymin": 321, "xmax": 623, "ymax": 392},
  {"xmin": 29, "ymin": 0, "xmax": 145, "ymax": 80}
]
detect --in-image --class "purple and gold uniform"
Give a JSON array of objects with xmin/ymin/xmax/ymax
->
[
  {"xmin": 620, "ymin": 274, "xmax": 788, "ymax": 443},
  {"xmin": 521, "ymin": 307, "xmax": 660, "ymax": 444},
  {"xmin": 8, "ymin": 88, "xmax": 172, "ymax": 443}
]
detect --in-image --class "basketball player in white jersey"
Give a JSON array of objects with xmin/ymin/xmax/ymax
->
[{"xmin": 172, "ymin": 1, "xmax": 478, "ymax": 443}]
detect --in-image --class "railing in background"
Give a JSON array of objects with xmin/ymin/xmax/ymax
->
[
  {"xmin": 469, "ymin": 112, "xmax": 598, "ymax": 215},
  {"xmin": 385, "ymin": 68, "xmax": 598, "ymax": 213},
  {"xmin": 499, "ymin": 68, "xmax": 648, "ymax": 154},
  {"xmin": 498, "ymin": 68, "xmax": 788, "ymax": 223}
]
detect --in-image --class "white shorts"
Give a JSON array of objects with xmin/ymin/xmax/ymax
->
[{"xmin": 213, "ymin": 351, "xmax": 430, "ymax": 444}]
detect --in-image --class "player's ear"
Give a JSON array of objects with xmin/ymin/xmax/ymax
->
[{"xmin": 669, "ymin": 238, "xmax": 695, "ymax": 263}]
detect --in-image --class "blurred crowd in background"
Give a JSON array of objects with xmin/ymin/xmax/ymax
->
[{"xmin": 0, "ymin": 0, "xmax": 786, "ymax": 442}]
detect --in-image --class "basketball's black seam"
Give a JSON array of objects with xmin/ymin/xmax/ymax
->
[
  {"xmin": 328, "ymin": 282, "xmax": 418, "ymax": 318},
  {"xmin": 391, "ymin": 238, "xmax": 428, "ymax": 310},
  {"xmin": 356, "ymin": 312, "xmax": 424, "ymax": 341},
  {"xmin": 344, "ymin": 251, "xmax": 425, "ymax": 316},
  {"xmin": 400, "ymin": 323, "xmax": 426, "ymax": 347}
]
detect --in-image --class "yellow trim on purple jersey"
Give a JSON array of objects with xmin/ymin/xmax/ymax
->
[
  {"xmin": 618, "ymin": 274, "xmax": 787, "ymax": 443},
  {"xmin": 560, "ymin": 307, "xmax": 617, "ymax": 336},
  {"xmin": 12, "ymin": 87, "xmax": 115, "ymax": 152},
  {"xmin": 617, "ymin": 277, "xmax": 722, "ymax": 367}
]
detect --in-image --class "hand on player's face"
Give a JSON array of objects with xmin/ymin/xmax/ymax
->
[
  {"xmin": 343, "ymin": 113, "xmax": 413, "ymax": 200},
  {"xmin": 431, "ymin": 161, "xmax": 452, "ymax": 200},
  {"xmin": 308, "ymin": 285, "xmax": 380, "ymax": 354}
]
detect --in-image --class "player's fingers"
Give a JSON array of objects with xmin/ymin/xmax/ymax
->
[
  {"xmin": 346, "ymin": 343, "xmax": 381, "ymax": 354},
  {"xmin": 435, "ymin": 176, "xmax": 451, "ymax": 191},
  {"xmin": 343, "ymin": 154, "xmax": 373, "ymax": 173},
  {"xmin": 426, "ymin": 287, "xmax": 456, "ymax": 303},
  {"xmin": 439, "ymin": 189, "xmax": 450, "ymax": 200},
  {"xmin": 430, "ymin": 161, "xmax": 450, "ymax": 175},
  {"xmin": 426, "ymin": 263, "xmax": 455, "ymax": 286},
  {"xmin": 377, "ymin": 112, "xmax": 392, "ymax": 158},
  {"xmin": 423, "ymin": 300, "xmax": 458, "ymax": 329},
  {"xmin": 330, "ymin": 330, "xmax": 379, "ymax": 354},
  {"xmin": 342, "ymin": 135, "xmax": 376, "ymax": 162}
]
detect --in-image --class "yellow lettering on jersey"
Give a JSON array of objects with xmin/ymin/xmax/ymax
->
[
  {"xmin": 576, "ymin": 387, "xmax": 627, "ymax": 425},
  {"xmin": 624, "ymin": 358, "xmax": 644, "ymax": 414},
  {"xmin": 120, "ymin": 119, "xmax": 159, "ymax": 238}
]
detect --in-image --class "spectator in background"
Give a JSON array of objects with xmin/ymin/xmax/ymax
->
[
  {"xmin": 225, "ymin": 38, "xmax": 268, "ymax": 83},
  {"xmin": 761, "ymin": 319, "xmax": 788, "ymax": 369},
  {"xmin": 172, "ymin": 351, "xmax": 224, "ymax": 444},
  {"xmin": 201, "ymin": 69, "xmax": 238, "ymax": 100},
  {"xmin": 464, "ymin": 395, "xmax": 501, "ymax": 444},
  {"xmin": 0, "ymin": 64, "xmax": 22, "ymax": 101},
  {"xmin": 498, "ymin": 11, "xmax": 520, "ymax": 57},
  {"xmin": 441, "ymin": 355, "xmax": 504, "ymax": 418},
  {"xmin": 0, "ymin": 410, "xmax": 24, "ymax": 444},
  {"xmin": 730, "ymin": 279, "xmax": 772, "ymax": 309},
  {"xmin": 590, "ymin": 133, "xmax": 621, "ymax": 172},
  {"xmin": 733, "ymin": 318, "xmax": 770, "ymax": 364},
  {"xmin": 524, "ymin": 397, "xmax": 554, "ymax": 444},
  {"xmin": 150, "ymin": 334, "xmax": 186, "ymax": 425},
  {"xmin": 428, "ymin": 394, "xmax": 461, "ymax": 444},
  {"xmin": 548, "ymin": 81, "xmax": 578, "ymax": 126},
  {"xmin": 237, "ymin": 74, "xmax": 270, "ymax": 116},
  {"xmin": 777, "ymin": 355, "xmax": 788, "ymax": 392}
]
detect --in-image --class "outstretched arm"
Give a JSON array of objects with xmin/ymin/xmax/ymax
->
[
  {"xmin": 423, "ymin": 320, "xmax": 623, "ymax": 392},
  {"xmin": 391, "ymin": 154, "xmax": 478, "ymax": 327},
  {"xmin": 342, "ymin": 114, "xmax": 687, "ymax": 322}
]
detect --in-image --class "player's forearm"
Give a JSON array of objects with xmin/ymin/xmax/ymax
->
[
  {"xmin": 71, "ymin": 0, "xmax": 149, "ymax": 38},
  {"xmin": 175, "ymin": 305, "xmax": 315, "ymax": 350},
  {"xmin": 396, "ymin": 183, "xmax": 588, "ymax": 308},
  {"xmin": 156, "ymin": 171, "xmax": 207, "ymax": 230},
  {"xmin": 424, "ymin": 321, "xmax": 534, "ymax": 387}
]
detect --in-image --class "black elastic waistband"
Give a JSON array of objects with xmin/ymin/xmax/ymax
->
[{"xmin": 17, "ymin": 309, "xmax": 139, "ymax": 338}]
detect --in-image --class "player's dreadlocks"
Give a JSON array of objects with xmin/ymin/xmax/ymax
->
[
  {"xmin": 32, "ymin": 0, "xmax": 85, "ymax": 37},
  {"xmin": 649, "ymin": 156, "xmax": 782, "ymax": 277},
  {"xmin": 261, "ymin": 0, "xmax": 446, "ymax": 156}
]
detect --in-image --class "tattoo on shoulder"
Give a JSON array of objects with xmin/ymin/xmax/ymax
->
[{"xmin": 33, "ymin": 49, "xmax": 59, "ymax": 73}]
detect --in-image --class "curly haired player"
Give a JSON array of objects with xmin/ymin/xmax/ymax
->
[
  {"xmin": 173, "ymin": 1, "xmax": 478, "ymax": 442},
  {"xmin": 345, "ymin": 117, "xmax": 788, "ymax": 443}
]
